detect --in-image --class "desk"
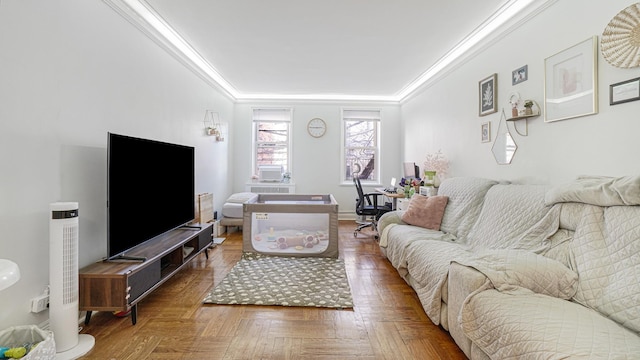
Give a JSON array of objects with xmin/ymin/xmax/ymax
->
[{"xmin": 375, "ymin": 188, "xmax": 405, "ymax": 210}]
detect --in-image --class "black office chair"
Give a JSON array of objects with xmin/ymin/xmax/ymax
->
[{"xmin": 353, "ymin": 177, "xmax": 392, "ymax": 239}]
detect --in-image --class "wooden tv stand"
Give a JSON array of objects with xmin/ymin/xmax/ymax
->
[{"xmin": 79, "ymin": 223, "xmax": 213, "ymax": 325}]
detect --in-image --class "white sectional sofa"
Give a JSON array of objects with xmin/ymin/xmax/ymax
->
[{"xmin": 378, "ymin": 176, "xmax": 640, "ymax": 359}]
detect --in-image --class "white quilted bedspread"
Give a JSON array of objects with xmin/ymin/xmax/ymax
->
[
  {"xmin": 459, "ymin": 198, "xmax": 640, "ymax": 358},
  {"xmin": 461, "ymin": 290, "xmax": 640, "ymax": 359},
  {"xmin": 466, "ymin": 184, "xmax": 552, "ymax": 250},
  {"xmin": 453, "ymin": 249, "xmax": 578, "ymax": 299},
  {"xmin": 570, "ymin": 204, "xmax": 640, "ymax": 333},
  {"xmin": 438, "ymin": 177, "xmax": 498, "ymax": 240},
  {"xmin": 404, "ymin": 240, "xmax": 473, "ymax": 324},
  {"xmin": 381, "ymin": 223, "xmax": 452, "ymax": 278}
]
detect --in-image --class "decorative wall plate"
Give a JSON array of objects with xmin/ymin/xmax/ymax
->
[{"xmin": 601, "ymin": 3, "xmax": 640, "ymax": 68}]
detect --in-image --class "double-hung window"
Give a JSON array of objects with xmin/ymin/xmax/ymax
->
[
  {"xmin": 342, "ymin": 109, "xmax": 380, "ymax": 183},
  {"xmin": 252, "ymin": 108, "xmax": 292, "ymax": 174}
]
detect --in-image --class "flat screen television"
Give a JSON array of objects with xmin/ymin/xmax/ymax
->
[{"xmin": 107, "ymin": 132, "xmax": 195, "ymax": 260}]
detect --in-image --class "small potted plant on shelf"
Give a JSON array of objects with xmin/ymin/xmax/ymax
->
[{"xmin": 524, "ymin": 100, "xmax": 534, "ymax": 115}]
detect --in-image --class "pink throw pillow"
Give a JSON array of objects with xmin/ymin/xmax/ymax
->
[{"xmin": 401, "ymin": 195, "xmax": 449, "ymax": 231}]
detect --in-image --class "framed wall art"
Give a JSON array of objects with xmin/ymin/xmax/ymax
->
[
  {"xmin": 544, "ymin": 36, "xmax": 598, "ymax": 122},
  {"xmin": 479, "ymin": 73, "xmax": 497, "ymax": 116},
  {"xmin": 610, "ymin": 77, "xmax": 640, "ymax": 105},
  {"xmin": 481, "ymin": 121, "xmax": 491, "ymax": 143},
  {"xmin": 512, "ymin": 65, "xmax": 528, "ymax": 85}
]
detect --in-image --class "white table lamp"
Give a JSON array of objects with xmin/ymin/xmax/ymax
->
[{"xmin": 0, "ymin": 259, "xmax": 20, "ymax": 291}]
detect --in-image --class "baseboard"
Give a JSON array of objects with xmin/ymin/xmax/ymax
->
[{"xmin": 338, "ymin": 212, "xmax": 357, "ymax": 221}]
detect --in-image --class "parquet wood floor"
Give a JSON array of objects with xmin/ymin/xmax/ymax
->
[{"xmin": 79, "ymin": 221, "xmax": 466, "ymax": 359}]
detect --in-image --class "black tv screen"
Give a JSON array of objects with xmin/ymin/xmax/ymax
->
[{"xmin": 107, "ymin": 133, "xmax": 195, "ymax": 259}]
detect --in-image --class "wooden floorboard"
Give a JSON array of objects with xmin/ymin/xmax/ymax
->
[{"xmin": 79, "ymin": 220, "xmax": 466, "ymax": 359}]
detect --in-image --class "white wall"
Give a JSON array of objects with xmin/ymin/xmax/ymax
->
[
  {"xmin": 2, "ymin": 0, "xmax": 638, "ymax": 330},
  {"xmin": 0, "ymin": 0, "xmax": 234, "ymax": 327},
  {"xmin": 402, "ymin": 0, "xmax": 640, "ymax": 185},
  {"xmin": 233, "ymin": 102, "xmax": 401, "ymax": 216}
]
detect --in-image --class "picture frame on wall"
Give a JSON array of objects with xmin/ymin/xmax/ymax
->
[
  {"xmin": 544, "ymin": 36, "xmax": 598, "ymax": 122},
  {"xmin": 512, "ymin": 65, "xmax": 528, "ymax": 85},
  {"xmin": 481, "ymin": 121, "xmax": 491, "ymax": 143},
  {"xmin": 479, "ymin": 73, "xmax": 498, "ymax": 116},
  {"xmin": 610, "ymin": 77, "xmax": 640, "ymax": 105}
]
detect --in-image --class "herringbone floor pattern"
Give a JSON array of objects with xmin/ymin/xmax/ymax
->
[{"xmin": 79, "ymin": 221, "xmax": 465, "ymax": 359}]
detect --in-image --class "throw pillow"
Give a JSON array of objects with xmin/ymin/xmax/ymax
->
[{"xmin": 401, "ymin": 195, "xmax": 449, "ymax": 231}]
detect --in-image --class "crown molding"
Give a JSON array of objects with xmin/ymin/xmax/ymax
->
[
  {"xmin": 103, "ymin": 0, "xmax": 557, "ymax": 104},
  {"xmin": 102, "ymin": 0, "xmax": 239, "ymax": 101}
]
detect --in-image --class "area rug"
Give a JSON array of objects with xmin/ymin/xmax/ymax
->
[{"xmin": 203, "ymin": 252, "xmax": 353, "ymax": 308}]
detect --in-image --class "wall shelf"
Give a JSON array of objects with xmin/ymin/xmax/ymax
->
[
  {"xmin": 506, "ymin": 110, "xmax": 540, "ymax": 136},
  {"xmin": 506, "ymin": 112, "xmax": 539, "ymax": 122}
]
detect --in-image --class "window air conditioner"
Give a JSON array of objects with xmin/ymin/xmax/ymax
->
[{"xmin": 258, "ymin": 165, "xmax": 283, "ymax": 182}]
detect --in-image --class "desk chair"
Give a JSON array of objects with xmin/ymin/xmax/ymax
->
[{"xmin": 353, "ymin": 177, "xmax": 392, "ymax": 239}]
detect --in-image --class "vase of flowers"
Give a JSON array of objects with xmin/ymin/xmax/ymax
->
[{"xmin": 423, "ymin": 170, "xmax": 436, "ymax": 186}]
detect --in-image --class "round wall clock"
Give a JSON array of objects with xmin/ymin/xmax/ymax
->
[{"xmin": 307, "ymin": 118, "xmax": 327, "ymax": 138}]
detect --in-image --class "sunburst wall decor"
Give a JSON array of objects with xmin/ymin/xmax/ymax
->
[{"xmin": 601, "ymin": 3, "xmax": 640, "ymax": 68}]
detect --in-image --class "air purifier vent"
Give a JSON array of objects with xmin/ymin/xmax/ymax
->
[{"xmin": 62, "ymin": 224, "xmax": 78, "ymax": 305}]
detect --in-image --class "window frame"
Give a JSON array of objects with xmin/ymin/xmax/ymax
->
[
  {"xmin": 340, "ymin": 108, "xmax": 381, "ymax": 185},
  {"xmin": 252, "ymin": 107, "xmax": 293, "ymax": 176}
]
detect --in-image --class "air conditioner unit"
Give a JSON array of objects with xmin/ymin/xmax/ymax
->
[
  {"xmin": 258, "ymin": 165, "xmax": 283, "ymax": 182},
  {"xmin": 50, "ymin": 202, "xmax": 94, "ymax": 359}
]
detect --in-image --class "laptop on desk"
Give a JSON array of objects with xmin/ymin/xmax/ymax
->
[{"xmin": 383, "ymin": 177, "xmax": 397, "ymax": 193}]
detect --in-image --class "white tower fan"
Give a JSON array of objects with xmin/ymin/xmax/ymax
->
[{"xmin": 50, "ymin": 202, "xmax": 94, "ymax": 359}]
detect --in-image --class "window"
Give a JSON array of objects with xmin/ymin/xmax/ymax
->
[
  {"xmin": 342, "ymin": 109, "xmax": 380, "ymax": 183},
  {"xmin": 253, "ymin": 108, "xmax": 292, "ymax": 174}
]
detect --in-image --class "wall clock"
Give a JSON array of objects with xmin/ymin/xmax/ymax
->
[{"xmin": 307, "ymin": 118, "xmax": 327, "ymax": 138}]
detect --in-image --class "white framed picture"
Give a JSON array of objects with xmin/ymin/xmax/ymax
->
[
  {"xmin": 544, "ymin": 36, "xmax": 598, "ymax": 122},
  {"xmin": 481, "ymin": 121, "xmax": 491, "ymax": 143}
]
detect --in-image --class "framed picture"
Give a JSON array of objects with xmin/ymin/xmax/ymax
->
[
  {"xmin": 512, "ymin": 65, "xmax": 528, "ymax": 85},
  {"xmin": 479, "ymin": 73, "xmax": 497, "ymax": 116},
  {"xmin": 481, "ymin": 121, "xmax": 491, "ymax": 143},
  {"xmin": 544, "ymin": 36, "xmax": 598, "ymax": 122},
  {"xmin": 610, "ymin": 77, "xmax": 640, "ymax": 105}
]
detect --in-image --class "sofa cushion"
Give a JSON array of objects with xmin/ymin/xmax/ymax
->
[
  {"xmin": 404, "ymin": 239, "xmax": 474, "ymax": 325},
  {"xmin": 437, "ymin": 177, "xmax": 497, "ymax": 240},
  {"xmin": 382, "ymin": 224, "xmax": 451, "ymax": 277},
  {"xmin": 571, "ymin": 204, "xmax": 640, "ymax": 333},
  {"xmin": 400, "ymin": 195, "xmax": 448, "ymax": 231},
  {"xmin": 453, "ymin": 249, "xmax": 578, "ymax": 299},
  {"xmin": 466, "ymin": 184, "xmax": 551, "ymax": 250},
  {"xmin": 461, "ymin": 290, "xmax": 640, "ymax": 359}
]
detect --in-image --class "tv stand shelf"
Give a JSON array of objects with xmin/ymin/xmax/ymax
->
[{"xmin": 79, "ymin": 223, "xmax": 213, "ymax": 325}]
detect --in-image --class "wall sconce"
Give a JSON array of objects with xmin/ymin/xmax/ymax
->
[
  {"xmin": 0, "ymin": 259, "xmax": 20, "ymax": 291},
  {"xmin": 203, "ymin": 110, "xmax": 225, "ymax": 141}
]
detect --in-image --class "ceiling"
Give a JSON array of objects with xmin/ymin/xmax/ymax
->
[{"xmin": 134, "ymin": 0, "xmax": 530, "ymax": 100}]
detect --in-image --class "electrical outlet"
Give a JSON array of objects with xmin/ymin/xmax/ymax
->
[{"xmin": 31, "ymin": 294, "xmax": 49, "ymax": 313}]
